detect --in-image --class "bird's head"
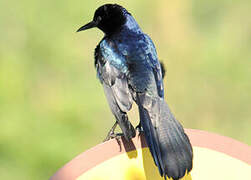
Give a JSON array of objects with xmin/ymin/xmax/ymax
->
[{"xmin": 77, "ymin": 4, "xmax": 128, "ymax": 35}]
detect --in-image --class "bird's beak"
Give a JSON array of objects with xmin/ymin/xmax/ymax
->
[{"xmin": 76, "ymin": 21, "xmax": 97, "ymax": 32}]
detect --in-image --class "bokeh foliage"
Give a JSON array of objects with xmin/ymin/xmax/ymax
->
[{"xmin": 0, "ymin": 0, "xmax": 250, "ymax": 179}]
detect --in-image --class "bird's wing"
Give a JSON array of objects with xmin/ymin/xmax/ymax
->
[
  {"xmin": 144, "ymin": 34, "xmax": 164, "ymax": 98},
  {"xmin": 95, "ymin": 42, "xmax": 135, "ymax": 140},
  {"xmin": 96, "ymin": 40, "xmax": 133, "ymax": 112}
]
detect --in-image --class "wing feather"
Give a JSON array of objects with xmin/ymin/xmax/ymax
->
[{"xmin": 95, "ymin": 42, "xmax": 133, "ymax": 113}]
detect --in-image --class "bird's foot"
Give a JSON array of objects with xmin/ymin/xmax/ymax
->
[
  {"xmin": 104, "ymin": 132, "xmax": 124, "ymax": 152},
  {"xmin": 104, "ymin": 122, "xmax": 123, "ymax": 142},
  {"xmin": 104, "ymin": 132, "xmax": 124, "ymax": 142}
]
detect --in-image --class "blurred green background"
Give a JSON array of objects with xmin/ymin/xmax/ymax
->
[{"xmin": 0, "ymin": 0, "xmax": 250, "ymax": 179}]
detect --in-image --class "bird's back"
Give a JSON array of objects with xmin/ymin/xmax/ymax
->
[{"xmin": 100, "ymin": 29, "xmax": 164, "ymax": 97}]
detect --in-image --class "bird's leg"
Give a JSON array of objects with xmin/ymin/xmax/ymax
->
[
  {"xmin": 104, "ymin": 122, "xmax": 118, "ymax": 142},
  {"xmin": 103, "ymin": 122, "xmax": 124, "ymax": 142}
]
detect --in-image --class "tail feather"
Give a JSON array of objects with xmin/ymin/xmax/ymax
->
[
  {"xmin": 138, "ymin": 106, "xmax": 163, "ymax": 174},
  {"xmin": 137, "ymin": 93, "xmax": 193, "ymax": 180}
]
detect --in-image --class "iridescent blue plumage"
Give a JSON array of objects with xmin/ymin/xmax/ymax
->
[
  {"xmin": 99, "ymin": 14, "xmax": 164, "ymax": 97},
  {"xmin": 78, "ymin": 4, "xmax": 193, "ymax": 180},
  {"xmin": 99, "ymin": 40, "xmax": 128, "ymax": 74}
]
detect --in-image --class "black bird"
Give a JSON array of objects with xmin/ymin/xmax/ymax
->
[{"xmin": 77, "ymin": 4, "xmax": 193, "ymax": 180}]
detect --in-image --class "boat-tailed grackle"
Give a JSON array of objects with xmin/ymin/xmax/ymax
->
[{"xmin": 77, "ymin": 4, "xmax": 193, "ymax": 180}]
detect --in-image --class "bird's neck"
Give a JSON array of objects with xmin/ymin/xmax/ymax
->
[{"xmin": 123, "ymin": 15, "xmax": 142, "ymax": 33}]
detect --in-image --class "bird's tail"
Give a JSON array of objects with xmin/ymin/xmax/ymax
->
[{"xmin": 137, "ymin": 93, "xmax": 193, "ymax": 180}]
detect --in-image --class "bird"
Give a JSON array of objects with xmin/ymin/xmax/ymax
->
[{"xmin": 77, "ymin": 4, "xmax": 193, "ymax": 180}]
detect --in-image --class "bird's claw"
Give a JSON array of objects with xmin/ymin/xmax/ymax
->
[{"xmin": 103, "ymin": 132, "xmax": 123, "ymax": 142}]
